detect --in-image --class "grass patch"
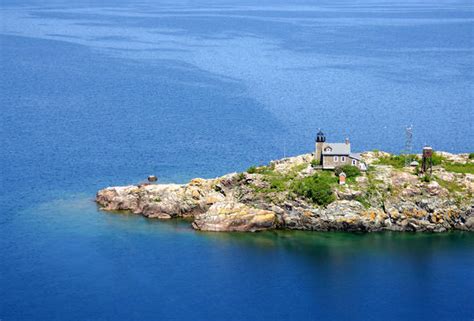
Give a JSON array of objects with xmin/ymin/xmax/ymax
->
[
  {"xmin": 236, "ymin": 173, "xmax": 246, "ymax": 181},
  {"xmin": 434, "ymin": 176, "xmax": 464, "ymax": 193},
  {"xmin": 442, "ymin": 162, "xmax": 474, "ymax": 174},
  {"xmin": 249, "ymin": 163, "xmax": 308, "ymax": 193},
  {"xmin": 246, "ymin": 161, "xmax": 276, "ymax": 173},
  {"xmin": 374, "ymin": 152, "xmax": 449, "ymax": 169},
  {"xmin": 374, "ymin": 154, "xmax": 419, "ymax": 168},
  {"xmin": 355, "ymin": 196, "xmax": 371, "ymax": 209},
  {"xmin": 360, "ymin": 171, "xmax": 385, "ymax": 206},
  {"xmin": 292, "ymin": 163, "xmax": 309, "ymax": 173},
  {"xmin": 246, "ymin": 165, "xmax": 274, "ymax": 175}
]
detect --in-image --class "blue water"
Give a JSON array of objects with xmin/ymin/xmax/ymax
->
[{"xmin": 1, "ymin": 0, "xmax": 474, "ymax": 320}]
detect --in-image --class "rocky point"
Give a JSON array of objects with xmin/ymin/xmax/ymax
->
[{"xmin": 96, "ymin": 151, "xmax": 474, "ymax": 232}]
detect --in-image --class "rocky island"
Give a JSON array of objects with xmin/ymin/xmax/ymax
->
[{"xmin": 96, "ymin": 150, "xmax": 474, "ymax": 233}]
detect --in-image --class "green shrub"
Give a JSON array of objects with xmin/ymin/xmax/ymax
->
[
  {"xmin": 334, "ymin": 165, "xmax": 361, "ymax": 179},
  {"xmin": 469, "ymin": 153, "xmax": 474, "ymax": 160},
  {"xmin": 236, "ymin": 173, "xmax": 246, "ymax": 181},
  {"xmin": 246, "ymin": 165, "xmax": 273, "ymax": 175},
  {"xmin": 421, "ymin": 175, "xmax": 431, "ymax": 182},
  {"xmin": 246, "ymin": 166, "xmax": 257, "ymax": 174},
  {"xmin": 310, "ymin": 159, "xmax": 319, "ymax": 168},
  {"xmin": 291, "ymin": 173, "xmax": 336, "ymax": 206},
  {"xmin": 431, "ymin": 152, "xmax": 445, "ymax": 166},
  {"xmin": 268, "ymin": 176, "xmax": 287, "ymax": 191},
  {"xmin": 262, "ymin": 164, "xmax": 306, "ymax": 192}
]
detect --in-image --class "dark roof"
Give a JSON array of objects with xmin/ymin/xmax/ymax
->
[{"xmin": 316, "ymin": 130, "xmax": 326, "ymax": 142}]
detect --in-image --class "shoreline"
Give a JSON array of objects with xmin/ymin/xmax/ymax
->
[{"xmin": 96, "ymin": 151, "xmax": 474, "ymax": 233}]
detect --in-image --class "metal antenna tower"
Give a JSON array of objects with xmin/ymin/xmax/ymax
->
[{"xmin": 404, "ymin": 125, "xmax": 413, "ymax": 167}]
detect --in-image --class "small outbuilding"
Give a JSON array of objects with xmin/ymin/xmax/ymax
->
[
  {"xmin": 148, "ymin": 175, "xmax": 158, "ymax": 182},
  {"xmin": 339, "ymin": 172, "xmax": 346, "ymax": 185},
  {"xmin": 410, "ymin": 161, "xmax": 419, "ymax": 167}
]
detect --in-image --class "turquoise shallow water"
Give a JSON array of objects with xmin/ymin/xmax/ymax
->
[{"xmin": 1, "ymin": 0, "xmax": 474, "ymax": 320}]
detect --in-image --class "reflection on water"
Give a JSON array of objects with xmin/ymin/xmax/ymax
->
[
  {"xmin": 29, "ymin": 195, "xmax": 474, "ymax": 262},
  {"xmin": 200, "ymin": 224, "xmax": 474, "ymax": 257}
]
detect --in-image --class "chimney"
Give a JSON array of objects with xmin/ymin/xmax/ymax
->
[{"xmin": 345, "ymin": 138, "xmax": 350, "ymax": 145}]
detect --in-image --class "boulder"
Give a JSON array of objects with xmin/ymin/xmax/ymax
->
[
  {"xmin": 96, "ymin": 185, "xmax": 141, "ymax": 212},
  {"xmin": 271, "ymin": 153, "xmax": 313, "ymax": 174},
  {"xmin": 360, "ymin": 151, "xmax": 391, "ymax": 165},
  {"xmin": 465, "ymin": 217, "xmax": 474, "ymax": 230},
  {"xmin": 336, "ymin": 187, "xmax": 363, "ymax": 200},
  {"xmin": 192, "ymin": 201, "xmax": 277, "ymax": 232},
  {"xmin": 391, "ymin": 171, "xmax": 418, "ymax": 187},
  {"xmin": 426, "ymin": 181, "xmax": 447, "ymax": 196}
]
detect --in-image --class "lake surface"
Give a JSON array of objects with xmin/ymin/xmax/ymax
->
[{"xmin": 1, "ymin": 0, "xmax": 473, "ymax": 320}]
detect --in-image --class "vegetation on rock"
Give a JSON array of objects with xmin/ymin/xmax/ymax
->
[
  {"xmin": 442, "ymin": 162, "xmax": 474, "ymax": 174},
  {"xmin": 250, "ymin": 163, "xmax": 307, "ymax": 193},
  {"xmin": 291, "ymin": 172, "xmax": 337, "ymax": 206},
  {"xmin": 434, "ymin": 176, "xmax": 464, "ymax": 193},
  {"xmin": 374, "ymin": 154, "xmax": 419, "ymax": 168},
  {"xmin": 246, "ymin": 166, "xmax": 258, "ymax": 174},
  {"xmin": 334, "ymin": 165, "xmax": 361, "ymax": 180},
  {"xmin": 97, "ymin": 151, "xmax": 474, "ymax": 233}
]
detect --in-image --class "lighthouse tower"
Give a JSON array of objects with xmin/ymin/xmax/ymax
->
[{"xmin": 315, "ymin": 130, "xmax": 326, "ymax": 165}]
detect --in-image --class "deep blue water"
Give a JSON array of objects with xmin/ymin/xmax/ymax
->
[{"xmin": 1, "ymin": 0, "xmax": 474, "ymax": 320}]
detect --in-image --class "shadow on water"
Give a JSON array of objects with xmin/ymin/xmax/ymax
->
[
  {"xmin": 58, "ymin": 195, "xmax": 474, "ymax": 255},
  {"xmin": 111, "ymin": 205, "xmax": 474, "ymax": 270},
  {"xmin": 27, "ymin": 195, "xmax": 474, "ymax": 261},
  {"xmin": 198, "ymin": 226, "xmax": 474, "ymax": 257}
]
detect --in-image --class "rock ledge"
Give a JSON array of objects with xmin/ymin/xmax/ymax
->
[{"xmin": 96, "ymin": 151, "xmax": 474, "ymax": 232}]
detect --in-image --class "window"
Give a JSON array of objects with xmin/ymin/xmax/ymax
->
[
  {"xmin": 341, "ymin": 156, "xmax": 346, "ymax": 162},
  {"xmin": 352, "ymin": 160, "xmax": 356, "ymax": 165},
  {"xmin": 334, "ymin": 156, "xmax": 338, "ymax": 162}
]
